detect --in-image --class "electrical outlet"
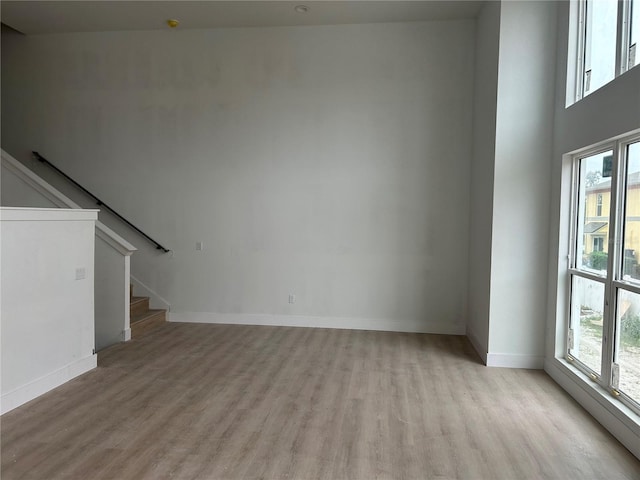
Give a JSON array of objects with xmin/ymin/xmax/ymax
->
[
  {"xmin": 288, "ymin": 294, "xmax": 296, "ymax": 304},
  {"xmin": 75, "ymin": 268, "xmax": 86, "ymax": 280}
]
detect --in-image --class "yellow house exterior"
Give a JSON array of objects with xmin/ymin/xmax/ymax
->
[
  {"xmin": 584, "ymin": 184, "xmax": 610, "ymax": 255},
  {"xmin": 584, "ymin": 173, "xmax": 640, "ymax": 278}
]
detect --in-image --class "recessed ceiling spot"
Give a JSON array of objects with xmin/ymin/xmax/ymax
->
[
  {"xmin": 167, "ymin": 19, "xmax": 179, "ymax": 28},
  {"xmin": 294, "ymin": 5, "xmax": 309, "ymax": 14}
]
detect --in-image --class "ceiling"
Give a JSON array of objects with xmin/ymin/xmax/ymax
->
[{"xmin": 1, "ymin": 1, "xmax": 485, "ymax": 35}]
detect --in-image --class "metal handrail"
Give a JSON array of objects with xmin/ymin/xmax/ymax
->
[{"xmin": 32, "ymin": 151, "xmax": 170, "ymax": 253}]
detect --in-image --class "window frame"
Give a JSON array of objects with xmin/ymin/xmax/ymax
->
[
  {"xmin": 567, "ymin": 132, "xmax": 640, "ymax": 416},
  {"xmin": 574, "ymin": 0, "xmax": 638, "ymax": 102},
  {"xmin": 621, "ymin": 0, "xmax": 637, "ymax": 71}
]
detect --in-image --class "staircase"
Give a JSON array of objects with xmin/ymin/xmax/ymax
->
[{"xmin": 130, "ymin": 285, "xmax": 166, "ymax": 337}]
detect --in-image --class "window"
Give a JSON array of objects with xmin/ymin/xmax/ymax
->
[
  {"xmin": 582, "ymin": 0, "xmax": 618, "ymax": 95},
  {"xmin": 628, "ymin": 0, "xmax": 639, "ymax": 69},
  {"xmin": 575, "ymin": 0, "xmax": 639, "ymax": 100},
  {"xmin": 567, "ymin": 133, "xmax": 640, "ymax": 416},
  {"xmin": 593, "ymin": 237, "xmax": 604, "ymax": 251}
]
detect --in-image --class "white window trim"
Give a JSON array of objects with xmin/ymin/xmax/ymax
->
[
  {"xmin": 553, "ymin": 129, "xmax": 640, "ymax": 459},
  {"xmin": 620, "ymin": 0, "xmax": 633, "ymax": 72},
  {"xmin": 574, "ymin": 0, "xmax": 588, "ymax": 101},
  {"xmin": 573, "ymin": 0, "xmax": 638, "ymax": 103},
  {"xmin": 564, "ymin": 130, "xmax": 640, "ymax": 417}
]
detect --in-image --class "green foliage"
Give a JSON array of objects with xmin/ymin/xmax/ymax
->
[
  {"xmin": 621, "ymin": 313, "xmax": 640, "ymax": 346},
  {"xmin": 589, "ymin": 250, "xmax": 608, "ymax": 270},
  {"xmin": 587, "ymin": 250, "xmax": 638, "ymax": 275}
]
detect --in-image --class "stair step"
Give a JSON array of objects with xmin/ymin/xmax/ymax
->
[
  {"xmin": 130, "ymin": 309, "xmax": 166, "ymax": 338},
  {"xmin": 130, "ymin": 296, "xmax": 150, "ymax": 317}
]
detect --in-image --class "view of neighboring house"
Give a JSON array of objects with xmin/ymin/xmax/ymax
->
[
  {"xmin": 584, "ymin": 177, "xmax": 611, "ymax": 258},
  {"xmin": 583, "ymin": 155, "xmax": 640, "ymax": 282}
]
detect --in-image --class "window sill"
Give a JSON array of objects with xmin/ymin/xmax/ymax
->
[{"xmin": 545, "ymin": 357, "xmax": 640, "ymax": 459}]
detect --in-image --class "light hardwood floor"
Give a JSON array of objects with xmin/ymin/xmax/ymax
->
[{"xmin": 2, "ymin": 323, "xmax": 639, "ymax": 479}]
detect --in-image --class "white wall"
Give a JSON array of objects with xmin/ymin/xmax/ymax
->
[
  {"xmin": 1, "ymin": 152, "xmax": 135, "ymax": 350},
  {"xmin": 1, "ymin": 161, "xmax": 56, "ymax": 208},
  {"xmin": 93, "ymin": 237, "xmax": 130, "ymax": 348},
  {"xmin": 1, "ymin": 20, "xmax": 476, "ymax": 334},
  {"xmin": 545, "ymin": 1, "xmax": 640, "ymax": 459},
  {"xmin": 1, "ymin": 207, "xmax": 97, "ymax": 414},
  {"xmin": 487, "ymin": 0, "xmax": 557, "ymax": 367},
  {"xmin": 467, "ymin": 1, "xmax": 501, "ymax": 362},
  {"xmin": 468, "ymin": 1, "xmax": 557, "ymax": 368}
]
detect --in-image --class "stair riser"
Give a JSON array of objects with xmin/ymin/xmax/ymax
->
[
  {"xmin": 131, "ymin": 311, "xmax": 166, "ymax": 338},
  {"xmin": 130, "ymin": 286, "xmax": 166, "ymax": 339},
  {"xmin": 130, "ymin": 298, "xmax": 150, "ymax": 317}
]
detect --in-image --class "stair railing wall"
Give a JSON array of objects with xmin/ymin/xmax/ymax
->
[
  {"xmin": 1, "ymin": 150, "xmax": 136, "ymax": 349},
  {"xmin": 32, "ymin": 151, "xmax": 171, "ymax": 253}
]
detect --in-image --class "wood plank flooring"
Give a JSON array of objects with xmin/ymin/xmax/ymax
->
[{"xmin": 2, "ymin": 323, "xmax": 639, "ymax": 479}]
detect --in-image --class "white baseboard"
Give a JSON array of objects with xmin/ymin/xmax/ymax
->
[
  {"xmin": 122, "ymin": 328, "xmax": 131, "ymax": 342},
  {"xmin": 170, "ymin": 312, "xmax": 465, "ymax": 335},
  {"xmin": 130, "ymin": 274, "xmax": 171, "ymax": 311},
  {"xmin": 1, "ymin": 354, "xmax": 97, "ymax": 415},
  {"xmin": 465, "ymin": 329, "xmax": 543, "ymax": 370},
  {"xmin": 465, "ymin": 329, "xmax": 488, "ymax": 364},
  {"xmin": 545, "ymin": 358, "xmax": 640, "ymax": 460},
  {"xmin": 486, "ymin": 352, "xmax": 544, "ymax": 369}
]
